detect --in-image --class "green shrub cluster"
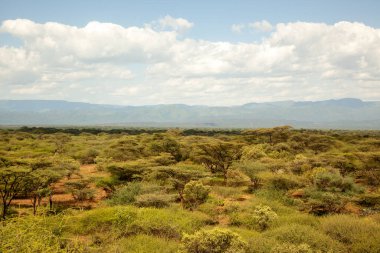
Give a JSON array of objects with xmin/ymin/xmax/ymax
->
[{"xmin": 180, "ymin": 228, "xmax": 247, "ymax": 253}]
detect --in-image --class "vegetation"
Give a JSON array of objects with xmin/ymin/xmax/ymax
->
[{"xmin": 1, "ymin": 127, "xmax": 380, "ymax": 252}]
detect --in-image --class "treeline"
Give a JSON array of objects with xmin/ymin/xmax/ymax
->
[{"xmin": 10, "ymin": 126, "xmax": 244, "ymax": 136}]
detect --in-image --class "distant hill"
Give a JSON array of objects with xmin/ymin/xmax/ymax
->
[{"xmin": 1, "ymin": 98, "xmax": 380, "ymax": 129}]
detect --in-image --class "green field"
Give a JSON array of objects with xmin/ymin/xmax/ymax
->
[{"xmin": 1, "ymin": 127, "xmax": 380, "ymax": 252}]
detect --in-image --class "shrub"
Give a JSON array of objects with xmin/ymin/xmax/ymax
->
[
  {"xmin": 94, "ymin": 156, "xmax": 113, "ymax": 171},
  {"xmin": 151, "ymin": 153, "xmax": 176, "ymax": 166},
  {"xmin": 107, "ymin": 163, "xmax": 146, "ymax": 181},
  {"xmin": 209, "ymin": 186, "xmax": 241, "ymax": 200},
  {"xmin": 251, "ymin": 205, "xmax": 278, "ymax": 231},
  {"xmin": 356, "ymin": 193, "xmax": 380, "ymax": 208},
  {"xmin": 245, "ymin": 235, "xmax": 277, "ymax": 253},
  {"xmin": 108, "ymin": 234, "xmax": 179, "ymax": 253},
  {"xmin": 311, "ymin": 168, "xmax": 358, "ymax": 193},
  {"xmin": 229, "ymin": 205, "xmax": 278, "ymax": 231},
  {"xmin": 75, "ymin": 206, "xmax": 209, "ymax": 239},
  {"xmin": 95, "ymin": 177, "xmax": 118, "ymax": 195},
  {"xmin": 241, "ymin": 145, "xmax": 267, "ymax": 160},
  {"xmin": 235, "ymin": 161, "xmax": 267, "ymax": 191},
  {"xmin": 183, "ymin": 181, "xmax": 210, "ymax": 210},
  {"xmin": 180, "ymin": 228, "xmax": 247, "ymax": 253},
  {"xmin": 321, "ymin": 215, "xmax": 380, "ymax": 252},
  {"xmin": 78, "ymin": 149, "xmax": 99, "ymax": 164},
  {"xmin": 265, "ymin": 224, "xmax": 345, "ymax": 252},
  {"xmin": 0, "ymin": 214, "xmax": 84, "ymax": 252},
  {"xmin": 303, "ymin": 190, "xmax": 347, "ymax": 215},
  {"xmin": 270, "ymin": 243, "xmax": 313, "ymax": 253},
  {"xmin": 107, "ymin": 182, "xmax": 141, "ymax": 205},
  {"xmin": 135, "ymin": 193, "xmax": 173, "ymax": 208},
  {"xmin": 268, "ymin": 175, "xmax": 302, "ymax": 191},
  {"xmin": 226, "ymin": 169, "xmax": 250, "ymax": 187},
  {"xmin": 65, "ymin": 180, "xmax": 95, "ymax": 201},
  {"xmin": 290, "ymin": 155, "xmax": 311, "ymax": 175}
]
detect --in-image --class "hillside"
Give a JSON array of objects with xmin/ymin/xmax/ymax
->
[{"xmin": 1, "ymin": 98, "xmax": 380, "ymax": 129}]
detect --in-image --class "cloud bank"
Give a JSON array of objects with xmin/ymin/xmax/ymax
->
[{"xmin": 0, "ymin": 18, "xmax": 379, "ymax": 105}]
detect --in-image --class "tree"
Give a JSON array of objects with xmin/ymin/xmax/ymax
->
[
  {"xmin": 0, "ymin": 165, "xmax": 31, "ymax": 219},
  {"xmin": 26, "ymin": 166, "xmax": 64, "ymax": 215},
  {"xmin": 194, "ymin": 141, "xmax": 242, "ymax": 184},
  {"xmin": 237, "ymin": 161, "xmax": 267, "ymax": 192},
  {"xmin": 244, "ymin": 126, "xmax": 292, "ymax": 145},
  {"xmin": 0, "ymin": 157, "xmax": 78, "ymax": 217},
  {"xmin": 65, "ymin": 179, "xmax": 95, "ymax": 201},
  {"xmin": 148, "ymin": 136, "xmax": 184, "ymax": 162},
  {"xmin": 146, "ymin": 167, "xmax": 205, "ymax": 207}
]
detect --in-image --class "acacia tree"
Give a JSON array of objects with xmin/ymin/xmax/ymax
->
[
  {"xmin": 0, "ymin": 157, "xmax": 79, "ymax": 218},
  {"xmin": 0, "ymin": 165, "xmax": 31, "ymax": 219},
  {"xmin": 244, "ymin": 126, "xmax": 292, "ymax": 145},
  {"xmin": 27, "ymin": 168, "xmax": 64, "ymax": 215},
  {"xmin": 147, "ymin": 167, "xmax": 204, "ymax": 208},
  {"xmin": 194, "ymin": 141, "xmax": 242, "ymax": 184}
]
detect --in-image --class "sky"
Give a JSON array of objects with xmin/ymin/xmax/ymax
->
[{"xmin": 0, "ymin": 0, "xmax": 380, "ymax": 106}]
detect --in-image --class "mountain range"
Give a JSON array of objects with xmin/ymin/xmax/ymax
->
[{"xmin": 1, "ymin": 98, "xmax": 380, "ymax": 129}]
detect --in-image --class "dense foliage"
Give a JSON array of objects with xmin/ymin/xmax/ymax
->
[{"xmin": 1, "ymin": 127, "xmax": 380, "ymax": 252}]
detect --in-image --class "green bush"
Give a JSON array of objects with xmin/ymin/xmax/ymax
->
[
  {"xmin": 251, "ymin": 205, "xmax": 278, "ymax": 231},
  {"xmin": 229, "ymin": 205, "xmax": 278, "ymax": 231},
  {"xmin": 107, "ymin": 182, "xmax": 141, "ymax": 205},
  {"xmin": 265, "ymin": 224, "xmax": 345, "ymax": 252},
  {"xmin": 151, "ymin": 153, "xmax": 176, "ymax": 165},
  {"xmin": 226, "ymin": 169, "xmax": 250, "ymax": 187},
  {"xmin": 235, "ymin": 161, "xmax": 267, "ymax": 192},
  {"xmin": 107, "ymin": 161, "xmax": 152, "ymax": 181},
  {"xmin": 108, "ymin": 234, "xmax": 179, "ymax": 253},
  {"xmin": 321, "ymin": 215, "xmax": 380, "ymax": 252},
  {"xmin": 311, "ymin": 169, "xmax": 358, "ymax": 193},
  {"xmin": 95, "ymin": 176, "xmax": 117, "ymax": 195},
  {"xmin": 241, "ymin": 145, "xmax": 267, "ymax": 160},
  {"xmin": 180, "ymin": 228, "xmax": 247, "ymax": 253},
  {"xmin": 211, "ymin": 185, "xmax": 242, "ymax": 199},
  {"xmin": 356, "ymin": 193, "xmax": 380, "ymax": 207},
  {"xmin": 77, "ymin": 148, "xmax": 99, "ymax": 164},
  {"xmin": 303, "ymin": 190, "xmax": 347, "ymax": 215},
  {"xmin": 0, "ymin": 214, "xmax": 84, "ymax": 253},
  {"xmin": 65, "ymin": 180, "xmax": 95, "ymax": 201},
  {"xmin": 270, "ymin": 243, "xmax": 312, "ymax": 253},
  {"xmin": 135, "ymin": 193, "xmax": 173, "ymax": 208},
  {"xmin": 74, "ymin": 206, "xmax": 209, "ymax": 239},
  {"xmin": 183, "ymin": 181, "xmax": 210, "ymax": 210},
  {"xmin": 268, "ymin": 175, "xmax": 303, "ymax": 191},
  {"xmin": 94, "ymin": 156, "xmax": 113, "ymax": 171}
]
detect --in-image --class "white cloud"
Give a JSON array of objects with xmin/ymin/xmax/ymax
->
[
  {"xmin": 249, "ymin": 20, "xmax": 273, "ymax": 32},
  {"xmin": 158, "ymin": 15, "xmax": 193, "ymax": 32},
  {"xmin": 231, "ymin": 24, "xmax": 245, "ymax": 33},
  {"xmin": 0, "ymin": 19, "xmax": 380, "ymax": 105}
]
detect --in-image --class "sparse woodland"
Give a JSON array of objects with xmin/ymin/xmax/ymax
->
[{"xmin": 1, "ymin": 126, "xmax": 380, "ymax": 252}]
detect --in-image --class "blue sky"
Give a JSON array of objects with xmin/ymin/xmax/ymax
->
[
  {"xmin": 1, "ymin": 0, "xmax": 380, "ymax": 105},
  {"xmin": 2, "ymin": 0, "xmax": 380, "ymax": 42}
]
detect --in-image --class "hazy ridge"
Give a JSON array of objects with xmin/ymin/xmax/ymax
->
[{"xmin": 1, "ymin": 98, "xmax": 380, "ymax": 129}]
